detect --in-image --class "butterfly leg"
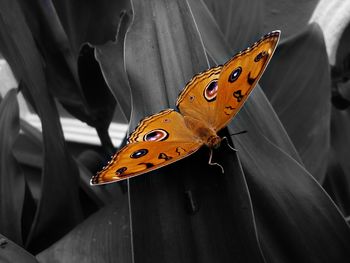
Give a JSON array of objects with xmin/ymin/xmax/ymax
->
[
  {"xmin": 208, "ymin": 149, "xmax": 224, "ymax": 174},
  {"xmin": 222, "ymin": 137, "xmax": 237, "ymax": 152}
]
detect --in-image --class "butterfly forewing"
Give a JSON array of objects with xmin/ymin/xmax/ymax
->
[
  {"xmin": 176, "ymin": 31, "xmax": 280, "ymax": 132},
  {"xmin": 176, "ymin": 66, "xmax": 222, "ymax": 129},
  {"xmin": 214, "ymin": 31, "xmax": 280, "ymax": 131},
  {"xmin": 128, "ymin": 109, "xmax": 198, "ymax": 143}
]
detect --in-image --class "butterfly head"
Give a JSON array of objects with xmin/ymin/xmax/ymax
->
[{"xmin": 206, "ymin": 135, "xmax": 222, "ymax": 149}]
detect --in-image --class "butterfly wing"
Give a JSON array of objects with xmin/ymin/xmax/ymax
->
[
  {"xmin": 214, "ymin": 30, "xmax": 280, "ymax": 131},
  {"xmin": 91, "ymin": 109, "xmax": 202, "ymax": 185},
  {"xmin": 128, "ymin": 109, "xmax": 199, "ymax": 143},
  {"xmin": 176, "ymin": 66, "xmax": 222, "ymax": 129},
  {"xmin": 91, "ymin": 141, "xmax": 201, "ymax": 185},
  {"xmin": 176, "ymin": 31, "xmax": 280, "ymax": 131}
]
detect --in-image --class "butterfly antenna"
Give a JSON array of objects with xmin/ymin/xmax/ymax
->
[
  {"xmin": 223, "ymin": 130, "xmax": 247, "ymax": 152},
  {"xmin": 221, "ymin": 137, "xmax": 238, "ymax": 152},
  {"xmin": 208, "ymin": 149, "xmax": 224, "ymax": 174},
  {"xmin": 230, "ymin": 130, "xmax": 247, "ymax": 137}
]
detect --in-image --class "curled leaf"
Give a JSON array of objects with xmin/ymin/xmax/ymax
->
[
  {"xmin": 261, "ymin": 24, "xmax": 331, "ymax": 182},
  {"xmin": 0, "ymin": 89, "xmax": 24, "ymax": 245},
  {"xmin": 95, "ymin": 11, "xmax": 132, "ymax": 122}
]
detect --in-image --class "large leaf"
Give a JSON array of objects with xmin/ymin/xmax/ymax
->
[
  {"xmin": 129, "ymin": 145, "xmax": 268, "ymax": 263},
  {"xmin": 0, "ymin": 89, "xmax": 24, "ymax": 245},
  {"xmin": 203, "ymin": 0, "xmax": 263, "ymax": 52},
  {"xmin": 234, "ymin": 125, "xmax": 350, "ymax": 262},
  {"xmin": 14, "ymin": 119, "xmax": 122, "ymax": 209},
  {"xmin": 0, "ymin": 0, "xmax": 83, "ymax": 253},
  {"xmin": 325, "ymin": 107, "xmax": 350, "ymax": 216},
  {"xmin": 123, "ymin": 0, "xmax": 350, "ymax": 261},
  {"xmin": 200, "ymin": 4, "xmax": 350, "ymax": 259},
  {"xmin": 125, "ymin": 0, "xmax": 210, "ymax": 129},
  {"xmin": 36, "ymin": 199, "xmax": 132, "ymax": 263},
  {"xmin": 260, "ymin": 24, "xmax": 331, "ymax": 182},
  {"xmin": 0, "ymin": 233, "xmax": 38, "ymax": 263},
  {"xmin": 123, "ymin": 0, "xmax": 268, "ymax": 262},
  {"xmin": 186, "ymin": 0, "xmax": 231, "ymax": 63},
  {"xmin": 262, "ymin": 0, "xmax": 319, "ymax": 38}
]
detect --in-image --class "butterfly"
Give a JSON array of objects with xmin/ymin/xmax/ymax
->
[{"xmin": 91, "ymin": 30, "xmax": 280, "ymax": 185}]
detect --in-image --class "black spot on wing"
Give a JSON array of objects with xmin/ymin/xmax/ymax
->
[
  {"xmin": 233, "ymin": 90, "xmax": 244, "ymax": 102},
  {"xmin": 247, "ymin": 72, "xmax": 256, "ymax": 85},
  {"xmin": 138, "ymin": 162, "xmax": 155, "ymax": 168},
  {"xmin": 158, "ymin": 152, "xmax": 173, "ymax": 161}
]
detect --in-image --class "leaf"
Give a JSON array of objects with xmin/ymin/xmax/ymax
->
[
  {"xmin": 0, "ymin": 89, "xmax": 24, "ymax": 245},
  {"xmin": 95, "ymin": 11, "xmax": 132, "ymax": 122},
  {"xmin": 123, "ymin": 0, "xmax": 267, "ymax": 261},
  {"xmin": 260, "ymin": 24, "xmax": 331, "ymax": 182},
  {"xmin": 203, "ymin": 15, "xmax": 350, "ymax": 261},
  {"xmin": 262, "ymin": 0, "xmax": 329, "ymax": 40},
  {"xmin": 326, "ymin": 106, "xmax": 350, "ymax": 215},
  {"xmin": 51, "ymin": 0, "xmax": 131, "ymax": 52},
  {"xmin": 122, "ymin": 0, "xmax": 350, "ymax": 261},
  {"xmin": 76, "ymin": 153, "xmax": 124, "ymax": 207},
  {"xmin": 0, "ymin": 234, "xmax": 38, "ymax": 263},
  {"xmin": 0, "ymin": 0, "xmax": 83, "ymax": 253},
  {"xmin": 77, "ymin": 43, "xmax": 116, "ymax": 154},
  {"xmin": 230, "ymin": 87, "xmax": 302, "ymax": 163},
  {"xmin": 129, "ymin": 145, "xmax": 267, "ymax": 262},
  {"xmin": 125, "ymin": 0, "xmax": 210, "ymax": 129},
  {"xmin": 186, "ymin": 0, "xmax": 231, "ymax": 63},
  {"xmin": 203, "ymin": 0, "xmax": 263, "ymax": 52},
  {"xmin": 13, "ymin": 122, "xmax": 121, "ymax": 210},
  {"xmin": 233, "ymin": 125, "xmax": 350, "ymax": 262},
  {"xmin": 36, "ymin": 199, "xmax": 132, "ymax": 263}
]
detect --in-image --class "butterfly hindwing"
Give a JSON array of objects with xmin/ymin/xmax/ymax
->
[
  {"xmin": 91, "ymin": 109, "xmax": 202, "ymax": 185},
  {"xmin": 91, "ymin": 141, "xmax": 201, "ymax": 185}
]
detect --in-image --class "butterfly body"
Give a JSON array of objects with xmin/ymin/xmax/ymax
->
[
  {"xmin": 91, "ymin": 31, "xmax": 281, "ymax": 185},
  {"xmin": 183, "ymin": 115, "xmax": 221, "ymax": 149}
]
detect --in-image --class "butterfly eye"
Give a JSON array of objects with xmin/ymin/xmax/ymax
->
[
  {"xmin": 130, "ymin": 149, "xmax": 148, "ymax": 158},
  {"xmin": 228, "ymin": 67, "xmax": 242, "ymax": 83},
  {"xmin": 203, "ymin": 80, "xmax": 218, "ymax": 102},
  {"xmin": 116, "ymin": 167, "xmax": 127, "ymax": 176},
  {"xmin": 143, "ymin": 129, "xmax": 169, "ymax": 141},
  {"xmin": 254, "ymin": 50, "xmax": 268, "ymax": 62}
]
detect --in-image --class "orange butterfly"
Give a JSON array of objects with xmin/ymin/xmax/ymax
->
[{"xmin": 91, "ymin": 31, "xmax": 280, "ymax": 185}]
